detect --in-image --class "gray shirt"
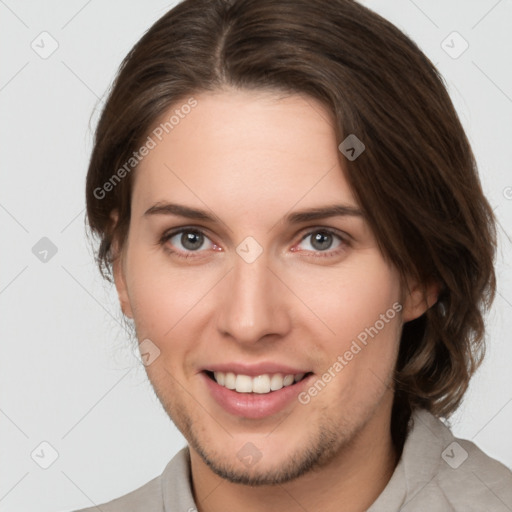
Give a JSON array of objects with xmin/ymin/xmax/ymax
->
[{"xmin": 73, "ymin": 409, "xmax": 512, "ymax": 511}]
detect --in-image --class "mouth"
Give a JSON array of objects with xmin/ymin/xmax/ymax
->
[
  {"xmin": 200, "ymin": 362, "xmax": 315, "ymax": 419},
  {"xmin": 203, "ymin": 370, "xmax": 313, "ymax": 394}
]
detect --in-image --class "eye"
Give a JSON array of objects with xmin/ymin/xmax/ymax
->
[
  {"xmin": 160, "ymin": 228, "xmax": 218, "ymax": 257},
  {"xmin": 160, "ymin": 226, "xmax": 348, "ymax": 260},
  {"xmin": 293, "ymin": 228, "xmax": 347, "ymax": 256}
]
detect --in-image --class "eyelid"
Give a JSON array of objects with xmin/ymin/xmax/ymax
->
[
  {"xmin": 297, "ymin": 225, "xmax": 350, "ymax": 243},
  {"xmin": 159, "ymin": 225, "xmax": 217, "ymax": 251},
  {"xmin": 290, "ymin": 226, "xmax": 349, "ymax": 256},
  {"xmin": 159, "ymin": 225, "xmax": 350, "ymax": 257},
  {"xmin": 161, "ymin": 224, "xmax": 209, "ymax": 238}
]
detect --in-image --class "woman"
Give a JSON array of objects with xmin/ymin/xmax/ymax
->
[{"xmin": 77, "ymin": 0, "xmax": 512, "ymax": 510}]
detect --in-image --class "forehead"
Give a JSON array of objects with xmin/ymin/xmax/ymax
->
[{"xmin": 132, "ymin": 89, "xmax": 359, "ymax": 218}]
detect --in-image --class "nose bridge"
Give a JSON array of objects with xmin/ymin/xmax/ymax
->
[{"xmin": 216, "ymin": 248, "xmax": 290, "ymax": 344}]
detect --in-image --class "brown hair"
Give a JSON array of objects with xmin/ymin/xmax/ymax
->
[{"xmin": 85, "ymin": 0, "xmax": 497, "ymax": 447}]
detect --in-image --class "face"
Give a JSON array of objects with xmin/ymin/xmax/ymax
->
[{"xmin": 113, "ymin": 88, "xmax": 428, "ymax": 485}]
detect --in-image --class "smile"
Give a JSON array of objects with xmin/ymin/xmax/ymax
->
[
  {"xmin": 202, "ymin": 369, "xmax": 314, "ymax": 419},
  {"xmin": 206, "ymin": 370, "xmax": 310, "ymax": 394}
]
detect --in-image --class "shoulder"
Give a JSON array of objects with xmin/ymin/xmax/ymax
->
[
  {"xmin": 73, "ymin": 474, "xmax": 163, "ymax": 512},
  {"xmin": 402, "ymin": 409, "xmax": 512, "ymax": 511},
  {"xmin": 434, "ymin": 431, "xmax": 512, "ymax": 510},
  {"xmin": 70, "ymin": 446, "xmax": 194, "ymax": 512}
]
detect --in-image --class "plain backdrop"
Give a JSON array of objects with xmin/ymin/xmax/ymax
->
[{"xmin": 1, "ymin": 1, "xmax": 511, "ymax": 511}]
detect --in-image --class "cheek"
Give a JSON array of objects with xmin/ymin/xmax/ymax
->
[
  {"xmin": 293, "ymin": 256, "xmax": 402, "ymax": 342},
  {"xmin": 124, "ymin": 247, "xmax": 223, "ymax": 344},
  {"xmin": 292, "ymin": 256, "xmax": 404, "ymax": 395},
  {"xmin": 305, "ymin": 273, "xmax": 402, "ymax": 406}
]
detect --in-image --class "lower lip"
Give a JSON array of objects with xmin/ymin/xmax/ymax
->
[{"xmin": 202, "ymin": 372, "xmax": 313, "ymax": 419}]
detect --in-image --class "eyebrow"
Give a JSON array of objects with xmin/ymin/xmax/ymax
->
[{"xmin": 144, "ymin": 201, "xmax": 364, "ymax": 224}]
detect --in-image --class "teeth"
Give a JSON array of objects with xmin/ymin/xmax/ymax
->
[
  {"xmin": 224, "ymin": 372, "xmax": 236, "ymax": 390},
  {"xmin": 214, "ymin": 371, "xmax": 225, "ymax": 386},
  {"xmin": 283, "ymin": 374, "xmax": 294, "ymax": 386},
  {"xmin": 270, "ymin": 374, "xmax": 284, "ymax": 391},
  {"xmin": 211, "ymin": 371, "xmax": 307, "ymax": 394},
  {"xmin": 235, "ymin": 374, "xmax": 253, "ymax": 393},
  {"xmin": 253, "ymin": 375, "xmax": 271, "ymax": 394}
]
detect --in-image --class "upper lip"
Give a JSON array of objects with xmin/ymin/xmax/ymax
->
[{"xmin": 203, "ymin": 362, "xmax": 310, "ymax": 377}]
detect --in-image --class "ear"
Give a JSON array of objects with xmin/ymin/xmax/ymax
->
[
  {"xmin": 401, "ymin": 275, "xmax": 441, "ymax": 323},
  {"xmin": 110, "ymin": 211, "xmax": 133, "ymax": 319}
]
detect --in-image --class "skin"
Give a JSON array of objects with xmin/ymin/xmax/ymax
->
[{"xmin": 112, "ymin": 88, "xmax": 438, "ymax": 512}]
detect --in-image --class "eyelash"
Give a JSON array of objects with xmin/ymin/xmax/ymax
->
[{"xmin": 158, "ymin": 226, "xmax": 349, "ymax": 260}]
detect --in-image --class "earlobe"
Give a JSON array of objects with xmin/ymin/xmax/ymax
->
[{"xmin": 401, "ymin": 277, "xmax": 441, "ymax": 323}]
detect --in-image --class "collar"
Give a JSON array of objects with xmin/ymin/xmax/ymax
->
[{"xmin": 160, "ymin": 409, "xmax": 453, "ymax": 511}]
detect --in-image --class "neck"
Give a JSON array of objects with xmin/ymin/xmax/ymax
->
[{"xmin": 189, "ymin": 396, "xmax": 399, "ymax": 512}]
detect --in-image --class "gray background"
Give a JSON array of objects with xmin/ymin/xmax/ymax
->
[{"xmin": 1, "ymin": 1, "xmax": 511, "ymax": 511}]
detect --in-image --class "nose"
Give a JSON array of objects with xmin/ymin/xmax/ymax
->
[{"xmin": 215, "ymin": 249, "xmax": 292, "ymax": 346}]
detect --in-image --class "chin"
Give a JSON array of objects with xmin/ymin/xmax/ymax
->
[{"xmin": 186, "ymin": 416, "xmax": 355, "ymax": 486}]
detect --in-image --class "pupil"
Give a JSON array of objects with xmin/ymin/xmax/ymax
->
[
  {"xmin": 312, "ymin": 232, "xmax": 332, "ymax": 251},
  {"xmin": 182, "ymin": 231, "xmax": 203, "ymax": 250}
]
